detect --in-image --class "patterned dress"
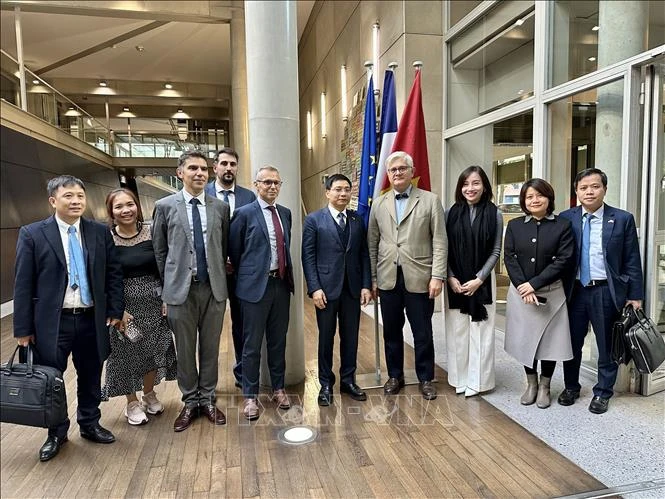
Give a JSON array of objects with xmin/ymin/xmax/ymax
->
[{"xmin": 102, "ymin": 223, "xmax": 177, "ymax": 399}]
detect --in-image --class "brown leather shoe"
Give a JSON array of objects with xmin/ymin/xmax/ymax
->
[
  {"xmin": 384, "ymin": 377, "xmax": 405, "ymax": 395},
  {"xmin": 174, "ymin": 405, "xmax": 198, "ymax": 432},
  {"xmin": 419, "ymin": 381, "xmax": 437, "ymax": 400},
  {"xmin": 200, "ymin": 403, "xmax": 226, "ymax": 425},
  {"xmin": 271, "ymin": 389, "xmax": 291, "ymax": 410},
  {"xmin": 243, "ymin": 398, "xmax": 259, "ymax": 420}
]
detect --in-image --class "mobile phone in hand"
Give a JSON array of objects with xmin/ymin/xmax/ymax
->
[{"xmin": 535, "ymin": 295, "xmax": 548, "ymax": 304}]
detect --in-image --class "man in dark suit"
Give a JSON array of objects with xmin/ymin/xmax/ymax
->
[
  {"xmin": 14, "ymin": 175, "xmax": 124, "ymax": 461},
  {"xmin": 228, "ymin": 165, "xmax": 294, "ymax": 420},
  {"xmin": 152, "ymin": 150, "xmax": 230, "ymax": 431},
  {"xmin": 302, "ymin": 174, "xmax": 372, "ymax": 406},
  {"xmin": 558, "ymin": 168, "xmax": 644, "ymax": 414},
  {"xmin": 205, "ymin": 147, "xmax": 256, "ymax": 387}
]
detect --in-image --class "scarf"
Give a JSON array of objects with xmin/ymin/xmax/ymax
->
[{"xmin": 446, "ymin": 200, "xmax": 497, "ymax": 321}]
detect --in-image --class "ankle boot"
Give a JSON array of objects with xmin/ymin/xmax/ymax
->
[
  {"xmin": 536, "ymin": 376, "xmax": 551, "ymax": 408},
  {"xmin": 520, "ymin": 374, "xmax": 538, "ymax": 405}
]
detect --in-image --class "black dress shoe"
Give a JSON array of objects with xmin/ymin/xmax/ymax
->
[
  {"xmin": 39, "ymin": 435, "xmax": 68, "ymax": 462},
  {"xmin": 318, "ymin": 385, "xmax": 333, "ymax": 406},
  {"xmin": 340, "ymin": 382, "xmax": 367, "ymax": 401},
  {"xmin": 384, "ymin": 377, "xmax": 405, "ymax": 395},
  {"xmin": 80, "ymin": 424, "xmax": 115, "ymax": 444},
  {"xmin": 589, "ymin": 396, "xmax": 609, "ymax": 414},
  {"xmin": 557, "ymin": 389, "xmax": 580, "ymax": 406},
  {"xmin": 419, "ymin": 381, "xmax": 437, "ymax": 400},
  {"xmin": 174, "ymin": 405, "xmax": 199, "ymax": 432},
  {"xmin": 200, "ymin": 403, "xmax": 226, "ymax": 425}
]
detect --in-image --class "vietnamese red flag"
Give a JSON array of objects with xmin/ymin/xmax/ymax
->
[{"xmin": 380, "ymin": 69, "xmax": 431, "ymax": 192}]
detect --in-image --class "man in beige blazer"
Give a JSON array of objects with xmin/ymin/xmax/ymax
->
[{"xmin": 368, "ymin": 151, "xmax": 447, "ymax": 400}]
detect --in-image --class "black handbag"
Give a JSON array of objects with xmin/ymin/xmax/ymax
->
[
  {"xmin": 611, "ymin": 305, "xmax": 638, "ymax": 365},
  {"xmin": 625, "ymin": 308, "xmax": 665, "ymax": 374},
  {"xmin": 0, "ymin": 345, "xmax": 68, "ymax": 428}
]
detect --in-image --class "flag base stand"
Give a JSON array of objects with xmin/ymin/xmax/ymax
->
[{"xmin": 357, "ymin": 369, "xmax": 437, "ymax": 391}]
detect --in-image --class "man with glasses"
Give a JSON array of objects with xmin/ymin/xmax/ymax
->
[
  {"xmin": 302, "ymin": 174, "xmax": 372, "ymax": 406},
  {"xmin": 205, "ymin": 148, "xmax": 256, "ymax": 388},
  {"xmin": 228, "ymin": 166, "xmax": 294, "ymax": 420},
  {"xmin": 368, "ymin": 151, "xmax": 447, "ymax": 400}
]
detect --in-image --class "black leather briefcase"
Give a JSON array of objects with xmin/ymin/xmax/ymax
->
[
  {"xmin": 0, "ymin": 345, "xmax": 68, "ymax": 428},
  {"xmin": 625, "ymin": 308, "xmax": 665, "ymax": 374}
]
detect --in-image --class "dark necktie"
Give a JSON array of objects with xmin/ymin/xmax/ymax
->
[
  {"xmin": 190, "ymin": 198, "xmax": 208, "ymax": 283},
  {"xmin": 267, "ymin": 205, "xmax": 286, "ymax": 279},
  {"xmin": 337, "ymin": 212, "xmax": 346, "ymax": 231},
  {"xmin": 580, "ymin": 213, "xmax": 592, "ymax": 286},
  {"xmin": 395, "ymin": 192, "xmax": 409, "ymax": 200},
  {"xmin": 221, "ymin": 190, "xmax": 230, "ymax": 204}
]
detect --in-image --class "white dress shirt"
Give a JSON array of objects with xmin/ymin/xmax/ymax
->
[
  {"xmin": 258, "ymin": 197, "xmax": 284, "ymax": 271},
  {"xmin": 214, "ymin": 180, "xmax": 236, "ymax": 215},
  {"xmin": 578, "ymin": 204, "xmax": 607, "ymax": 280},
  {"xmin": 55, "ymin": 215, "xmax": 92, "ymax": 308},
  {"xmin": 327, "ymin": 205, "xmax": 348, "ymax": 227}
]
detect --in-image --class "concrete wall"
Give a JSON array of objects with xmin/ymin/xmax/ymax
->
[{"xmin": 297, "ymin": 0, "xmax": 444, "ymax": 213}]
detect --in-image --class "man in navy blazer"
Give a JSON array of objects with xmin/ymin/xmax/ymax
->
[
  {"xmin": 205, "ymin": 147, "xmax": 256, "ymax": 387},
  {"xmin": 302, "ymin": 174, "xmax": 372, "ymax": 406},
  {"xmin": 558, "ymin": 168, "xmax": 644, "ymax": 414},
  {"xmin": 14, "ymin": 175, "xmax": 124, "ymax": 461},
  {"xmin": 228, "ymin": 165, "xmax": 294, "ymax": 420}
]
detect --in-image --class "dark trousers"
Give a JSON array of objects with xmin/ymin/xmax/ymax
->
[
  {"xmin": 49, "ymin": 309, "xmax": 102, "ymax": 438},
  {"xmin": 563, "ymin": 282, "xmax": 619, "ymax": 398},
  {"xmin": 379, "ymin": 268, "xmax": 435, "ymax": 382},
  {"xmin": 316, "ymin": 285, "xmax": 361, "ymax": 387},
  {"xmin": 525, "ymin": 360, "xmax": 556, "ymax": 378},
  {"xmin": 227, "ymin": 273, "xmax": 243, "ymax": 382},
  {"xmin": 240, "ymin": 276, "xmax": 291, "ymax": 398}
]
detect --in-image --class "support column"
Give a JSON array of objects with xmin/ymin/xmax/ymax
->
[
  {"xmin": 594, "ymin": 1, "xmax": 647, "ymax": 205},
  {"xmin": 230, "ymin": 7, "xmax": 251, "ymax": 186},
  {"xmin": 244, "ymin": 0, "xmax": 304, "ymax": 386}
]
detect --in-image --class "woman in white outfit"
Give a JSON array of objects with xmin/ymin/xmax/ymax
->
[{"xmin": 445, "ymin": 166, "xmax": 502, "ymax": 397}]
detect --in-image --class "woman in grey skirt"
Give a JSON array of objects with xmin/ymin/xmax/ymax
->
[{"xmin": 504, "ymin": 179, "xmax": 575, "ymax": 408}]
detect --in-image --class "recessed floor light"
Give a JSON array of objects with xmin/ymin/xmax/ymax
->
[{"xmin": 277, "ymin": 426, "xmax": 318, "ymax": 446}]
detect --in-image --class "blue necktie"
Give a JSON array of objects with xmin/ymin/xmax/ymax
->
[
  {"xmin": 580, "ymin": 213, "xmax": 592, "ymax": 286},
  {"xmin": 190, "ymin": 198, "xmax": 208, "ymax": 283},
  {"xmin": 337, "ymin": 212, "xmax": 346, "ymax": 231},
  {"xmin": 221, "ymin": 190, "xmax": 230, "ymax": 204},
  {"xmin": 67, "ymin": 226, "xmax": 92, "ymax": 305}
]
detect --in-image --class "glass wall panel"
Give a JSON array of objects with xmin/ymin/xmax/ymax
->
[
  {"xmin": 446, "ymin": 111, "xmax": 533, "ymax": 303},
  {"xmin": 549, "ymin": 0, "xmax": 665, "ymax": 88},
  {"xmin": 448, "ymin": 2, "xmax": 535, "ymax": 127},
  {"xmin": 448, "ymin": 0, "xmax": 483, "ymax": 28}
]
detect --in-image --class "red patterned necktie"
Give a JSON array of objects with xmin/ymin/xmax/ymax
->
[{"xmin": 267, "ymin": 205, "xmax": 286, "ymax": 278}]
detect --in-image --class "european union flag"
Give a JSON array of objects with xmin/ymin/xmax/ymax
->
[{"xmin": 357, "ymin": 75, "xmax": 377, "ymax": 225}]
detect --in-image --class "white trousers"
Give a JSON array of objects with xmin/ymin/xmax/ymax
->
[{"xmin": 444, "ymin": 275, "xmax": 496, "ymax": 392}]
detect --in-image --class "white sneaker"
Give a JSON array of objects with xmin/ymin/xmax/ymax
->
[
  {"xmin": 125, "ymin": 400, "xmax": 148, "ymax": 425},
  {"xmin": 142, "ymin": 391, "xmax": 164, "ymax": 415}
]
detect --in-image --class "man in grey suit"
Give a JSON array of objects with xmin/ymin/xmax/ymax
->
[
  {"xmin": 152, "ymin": 150, "xmax": 230, "ymax": 432},
  {"xmin": 368, "ymin": 151, "xmax": 447, "ymax": 400}
]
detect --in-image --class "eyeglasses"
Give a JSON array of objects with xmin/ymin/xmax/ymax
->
[
  {"xmin": 256, "ymin": 179, "xmax": 283, "ymax": 187},
  {"xmin": 330, "ymin": 187, "xmax": 352, "ymax": 193},
  {"xmin": 217, "ymin": 160, "xmax": 237, "ymax": 167},
  {"xmin": 387, "ymin": 166, "xmax": 411, "ymax": 175}
]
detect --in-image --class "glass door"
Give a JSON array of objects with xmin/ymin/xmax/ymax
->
[{"xmin": 641, "ymin": 61, "xmax": 665, "ymax": 395}]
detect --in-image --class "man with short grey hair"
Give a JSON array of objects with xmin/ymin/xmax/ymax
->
[{"xmin": 152, "ymin": 150, "xmax": 230, "ymax": 432}]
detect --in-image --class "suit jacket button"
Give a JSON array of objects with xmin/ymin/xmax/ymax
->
[
  {"xmin": 531, "ymin": 238, "xmax": 536, "ymax": 243},
  {"xmin": 530, "ymin": 257, "xmax": 535, "ymax": 262}
]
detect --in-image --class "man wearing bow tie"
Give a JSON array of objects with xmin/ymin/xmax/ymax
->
[
  {"xmin": 302, "ymin": 174, "xmax": 372, "ymax": 406},
  {"xmin": 205, "ymin": 148, "xmax": 256, "ymax": 388},
  {"xmin": 14, "ymin": 175, "xmax": 124, "ymax": 461},
  {"xmin": 558, "ymin": 168, "xmax": 644, "ymax": 414},
  {"xmin": 367, "ymin": 151, "xmax": 447, "ymax": 400}
]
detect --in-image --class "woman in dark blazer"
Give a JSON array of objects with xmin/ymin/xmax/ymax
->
[{"xmin": 503, "ymin": 178, "xmax": 575, "ymax": 408}]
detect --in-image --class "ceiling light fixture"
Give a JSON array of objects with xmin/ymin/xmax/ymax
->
[
  {"xmin": 320, "ymin": 92, "xmax": 327, "ymax": 139},
  {"xmin": 588, "ymin": 56, "xmax": 596, "ymax": 62},
  {"xmin": 514, "ymin": 18, "xmax": 525, "ymax": 26},
  {"xmin": 99, "ymin": 81, "xmax": 108, "ymax": 87},
  {"xmin": 592, "ymin": 25, "xmax": 599, "ymax": 31},
  {"xmin": 32, "ymin": 79, "xmax": 39, "ymax": 85},
  {"xmin": 340, "ymin": 65, "xmax": 348, "ymax": 122},
  {"xmin": 123, "ymin": 106, "xmax": 130, "ymax": 112},
  {"xmin": 164, "ymin": 83, "xmax": 173, "ymax": 89}
]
